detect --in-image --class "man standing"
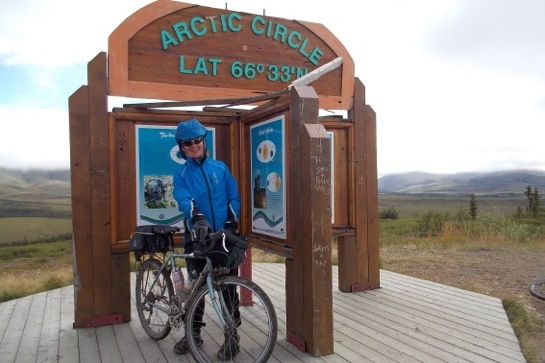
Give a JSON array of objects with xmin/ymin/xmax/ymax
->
[{"xmin": 172, "ymin": 118, "xmax": 241, "ymax": 360}]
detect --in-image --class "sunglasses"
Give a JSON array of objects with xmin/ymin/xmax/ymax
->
[{"xmin": 181, "ymin": 136, "xmax": 204, "ymax": 147}]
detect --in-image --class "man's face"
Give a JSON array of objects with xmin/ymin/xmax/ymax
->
[{"xmin": 182, "ymin": 136, "xmax": 205, "ymax": 159}]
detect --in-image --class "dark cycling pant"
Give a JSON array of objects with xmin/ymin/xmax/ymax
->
[{"xmin": 185, "ymin": 254, "xmax": 240, "ymax": 333}]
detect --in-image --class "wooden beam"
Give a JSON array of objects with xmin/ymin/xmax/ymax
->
[
  {"xmin": 123, "ymin": 89, "xmax": 290, "ymax": 109},
  {"xmin": 288, "ymin": 57, "xmax": 343, "ymax": 89}
]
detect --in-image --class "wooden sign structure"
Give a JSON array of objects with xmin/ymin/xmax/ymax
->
[{"xmin": 68, "ymin": 0, "xmax": 378, "ymax": 357}]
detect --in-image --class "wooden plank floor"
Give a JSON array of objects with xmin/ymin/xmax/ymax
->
[{"xmin": 0, "ymin": 263, "xmax": 526, "ymax": 362}]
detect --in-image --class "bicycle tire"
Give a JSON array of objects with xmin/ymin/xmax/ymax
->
[
  {"xmin": 185, "ymin": 275, "xmax": 278, "ymax": 363},
  {"xmin": 135, "ymin": 258, "xmax": 174, "ymax": 340}
]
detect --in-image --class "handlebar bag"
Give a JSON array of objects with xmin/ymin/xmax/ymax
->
[{"xmin": 208, "ymin": 229, "xmax": 248, "ymax": 269}]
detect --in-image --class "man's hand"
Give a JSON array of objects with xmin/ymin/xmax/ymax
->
[
  {"xmin": 192, "ymin": 214, "xmax": 211, "ymax": 242},
  {"xmin": 224, "ymin": 220, "xmax": 238, "ymax": 233}
]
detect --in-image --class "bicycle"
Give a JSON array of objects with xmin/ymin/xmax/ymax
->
[{"xmin": 132, "ymin": 225, "xmax": 278, "ymax": 363}]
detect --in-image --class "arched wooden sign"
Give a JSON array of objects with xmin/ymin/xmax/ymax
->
[
  {"xmin": 69, "ymin": 1, "xmax": 379, "ymax": 358},
  {"xmin": 108, "ymin": 0, "xmax": 355, "ymax": 109}
]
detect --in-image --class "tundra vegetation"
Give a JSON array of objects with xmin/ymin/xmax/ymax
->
[{"xmin": 1, "ymin": 186, "xmax": 543, "ymax": 362}]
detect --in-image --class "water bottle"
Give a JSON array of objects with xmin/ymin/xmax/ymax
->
[
  {"xmin": 185, "ymin": 276, "xmax": 196, "ymax": 293},
  {"xmin": 185, "ymin": 269, "xmax": 198, "ymax": 293},
  {"xmin": 171, "ymin": 269, "xmax": 185, "ymax": 298},
  {"xmin": 173, "ymin": 268, "xmax": 194, "ymax": 302}
]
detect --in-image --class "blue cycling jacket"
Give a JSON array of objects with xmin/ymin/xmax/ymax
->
[{"xmin": 173, "ymin": 157, "xmax": 241, "ymax": 242}]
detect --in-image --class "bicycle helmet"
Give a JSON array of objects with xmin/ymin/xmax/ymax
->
[{"xmin": 175, "ymin": 118, "xmax": 208, "ymax": 159}]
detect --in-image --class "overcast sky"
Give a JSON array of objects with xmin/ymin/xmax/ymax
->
[{"xmin": 1, "ymin": 0, "xmax": 544, "ymax": 175}]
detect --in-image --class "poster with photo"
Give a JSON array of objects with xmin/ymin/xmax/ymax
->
[
  {"xmin": 250, "ymin": 116, "xmax": 286, "ymax": 239},
  {"xmin": 135, "ymin": 125, "xmax": 215, "ymax": 227}
]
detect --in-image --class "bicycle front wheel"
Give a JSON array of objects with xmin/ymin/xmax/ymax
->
[
  {"xmin": 135, "ymin": 258, "xmax": 174, "ymax": 340},
  {"xmin": 185, "ymin": 275, "xmax": 278, "ymax": 363}
]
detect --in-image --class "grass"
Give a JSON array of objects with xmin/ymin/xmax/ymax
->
[
  {"xmin": 379, "ymin": 208, "xmax": 545, "ymax": 248},
  {"xmin": 0, "ymin": 217, "xmax": 72, "ymax": 244},
  {"xmin": 0, "ymin": 240, "xmax": 73, "ymax": 301},
  {"xmin": 1, "ymin": 194, "xmax": 544, "ymax": 362},
  {"xmin": 379, "ymin": 210, "xmax": 545, "ymax": 363},
  {"xmin": 503, "ymin": 298, "xmax": 544, "ymax": 363},
  {"xmin": 379, "ymin": 193, "xmax": 527, "ymax": 216}
]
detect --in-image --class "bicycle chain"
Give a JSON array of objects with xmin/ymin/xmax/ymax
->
[{"xmin": 168, "ymin": 302, "xmax": 184, "ymax": 331}]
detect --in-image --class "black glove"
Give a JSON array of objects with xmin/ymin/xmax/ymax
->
[
  {"xmin": 191, "ymin": 214, "xmax": 211, "ymax": 243},
  {"xmin": 224, "ymin": 220, "xmax": 238, "ymax": 233}
]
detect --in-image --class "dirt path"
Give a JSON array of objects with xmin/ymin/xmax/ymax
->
[{"xmin": 381, "ymin": 248, "xmax": 545, "ymax": 362}]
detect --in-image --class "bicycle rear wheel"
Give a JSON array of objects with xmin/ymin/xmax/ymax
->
[
  {"xmin": 135, "ymin": 258, "xmax": 174, "ymax": 340},
  {"xmin": 185, "ymin": 275, "xmax": 278, "ymax": 363}
]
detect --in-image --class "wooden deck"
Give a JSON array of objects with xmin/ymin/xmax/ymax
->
[{"xmin": 0, "ymin": 263, "xmax": 526, "ymax": 362}]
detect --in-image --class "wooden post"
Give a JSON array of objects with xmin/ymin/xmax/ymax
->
[
  {"xmin": 70, "ymin": 52, "xmax": 120, "ymax": 327},
  {"xmin": 286, "ymin": 86, "xmax": 333, "ymax": 355},
  {"xmin": 87, "ymin": 52, "xmax": 115, "ymax": 323},
  {"xmin": 337, "ymin": 78, "xmax": 380, "ymax": 292},
  {"xmin": 69, "ymin": 86, "xmax": 93, "ymax": 328}
]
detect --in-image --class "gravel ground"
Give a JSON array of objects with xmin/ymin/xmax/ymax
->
[{"xmin": 381, "ymin": 247, "xmax": 545, "ymax": 363}]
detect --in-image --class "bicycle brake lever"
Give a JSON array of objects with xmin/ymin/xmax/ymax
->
[{"xmin": 193, "ymin": 230, "xmax": 224, "ymax": 257}]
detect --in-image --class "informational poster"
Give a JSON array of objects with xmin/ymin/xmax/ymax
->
[
  {"xmin": 250, "ymin": 116, "xmax": 286, "ymax": 239},
  {"xmin": 135, "ymin": 125, "xmax": 215, "ymax": 227}
]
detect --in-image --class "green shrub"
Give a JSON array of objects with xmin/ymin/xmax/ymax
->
[
  {"xmin": 415, "ymin": 211, "xmax": 453, "ymax": 237},
  {"xmin": 411, "ymin": 210, "xmax": 545, "ymax": 244},
  {"xmin": 379, "ymin": 206, "xmax": 399, "ymax": 220}
]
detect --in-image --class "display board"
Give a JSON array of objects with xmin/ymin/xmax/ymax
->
[
  {"xmin": 135, "ymin": 124, "xmax": 215, "ymax": 227},
  {"xmin": 250, "ymin": 115, "xmax": 287, "ymax": 239}
]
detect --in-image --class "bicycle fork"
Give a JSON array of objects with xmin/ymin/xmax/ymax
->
[{"xmin": 206, "ymin": 275, "xmax": 237, "ymax": 332}]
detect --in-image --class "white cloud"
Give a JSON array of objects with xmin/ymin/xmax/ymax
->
[
  {"xmin": 0, "ymin": 0, "xmax": 152, "ymax": 66},
  {"xmin": 1, "ymin": 0, "xmax": 544, "ymax": 174},
  {"xmin": 0, "ymin": 105, "xmax": 69, "ymax": 169},
  {"xmin": 425, "ymin": 0, "xmax": 545, "ymax": 82}
]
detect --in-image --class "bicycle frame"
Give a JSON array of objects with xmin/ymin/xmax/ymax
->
[{"xmin": 140, "ymin": 246, "xmax": 231, "ymax": 327}]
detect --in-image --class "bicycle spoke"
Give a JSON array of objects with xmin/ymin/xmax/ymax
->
[
  {"xmin": 185, "ymin": 275, "xmax": 277, "ymax": 363},
  {"xmin": 135, "ymin": 258, "xmax": 174, "ymax": 340}
]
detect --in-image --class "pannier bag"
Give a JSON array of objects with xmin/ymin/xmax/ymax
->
[
  {"xmin": 208, "ymin": 229, "xmax": 249, "ymax": 269},
  {"xmin": 129, "ymin": 225, "xmax": 171, "ymax": 253}
]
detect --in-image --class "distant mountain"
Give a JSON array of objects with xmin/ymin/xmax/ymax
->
[
  {"xmin": 0, "ymin": 168, "xmax": 70, "ymax": 183},
  {"xmin": 2, "ymin": 167, "xmax": 544, "ymax": 199},
  {"xmin": 0, "ymin": 167, "xmax": 70, "ymax": 197},
  {"xmin": 379, "ymin": 170, "xmax": 545, "ymax": 195}
]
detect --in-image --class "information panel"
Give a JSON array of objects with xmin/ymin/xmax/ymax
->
[
  {"xmin": 250, "ymin": 116, "xmax": 286, "ymax": 239},
  {"xmin": 135, "ymin": 125, "xmax": 216, "ymax": 227}
]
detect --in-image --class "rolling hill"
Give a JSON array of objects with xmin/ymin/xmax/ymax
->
[
  {"xmin": 0, "ymin": 168, "xmax": 71, "ymax": 217},
  {"xmin": 378, "ymin": 170, "xmax": 545, "ymax": 195},
  {"xmin": 1, "ymin": 168, "xmax": 545, "ymax": 213}
]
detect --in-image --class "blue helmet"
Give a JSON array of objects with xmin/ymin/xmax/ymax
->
[{"xmin": 175, "ymin": 118, "xmax": 208, "ymax": 159}]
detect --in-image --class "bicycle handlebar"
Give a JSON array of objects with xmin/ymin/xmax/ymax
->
[
  {"xmin": 192, "ymin": 230, "xmax": 224, "ymax": 258},
  {"xmin": 152, "ymin": 225, "xmax": 180, "ymax": 235}
]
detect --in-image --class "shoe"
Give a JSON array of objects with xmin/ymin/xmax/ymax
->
[
  {"xmin": 173, "ymin": 334, "xmax": 203, "ymax": 355},
  {"xmin": 217, "ymin": 333, "xmax": 240, "ymax": 361}
]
